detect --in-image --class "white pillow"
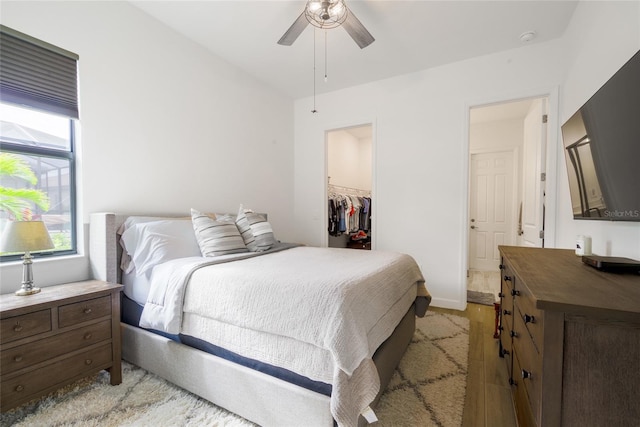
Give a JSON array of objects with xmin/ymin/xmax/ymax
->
[{"xmin": 120, "ymin": 219, "xmax": 202, "ymax": 275}]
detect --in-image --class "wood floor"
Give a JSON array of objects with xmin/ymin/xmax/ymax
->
[{"xmin": 430, "ymin": 303, "xmax": 517, "ymax": 427}]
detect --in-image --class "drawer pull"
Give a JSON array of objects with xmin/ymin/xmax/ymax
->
[
  {"xmin": 84, "ymin": 332, "xmax": 93, "ymax": 340},
  {"xmin": 499, "ymin": 264, "xmax": 504, "ymax": 270},
  {"xmin": 83, "ymin": 308, "xmax": 93, "ymax": 314},
  {"xmin": 498, "ymin": 326, "xmax": 504, "ymax": 331},
  {"xmin": 523, "ymin": 314, "xmax": 535, "ymax": 324},
  {"xmin": 503, "ymin": 309, "xmax": 511, "ymax": 316},
  {"xmin": 498, "ymin": 292, "xmax": 504, "ymax": 298},
  {"xmin": 501, "ymin": 348, "xmax": 510, "ymax": 356},
  {"xmin": 15, "ymin": 385, "xmax": 24, "ymax": 392},
  {"xmin": 13, "ymin": 323, "xmax": 23, "ymax": 332},
  {"xmin": 85, "ymin": 359, "xmax": 93, "ymax": 365},
  {"xmin": 510, "ymin": 330, "xmax": 519, "ymax": 338},
  {"xmin": 509, "ymin": 378, "xmax": 517, "ymax": 386},
  {"xmin": 510, "ymin": 289, "xmax": 520, "ymax": 297},
  {"xmin": 521, "ymin": 369, "xmax": 532, "ymax": 379},
  {"xmin": 504, "ymin": 276, "xmax": 512, "ymax": 282},
  {"xmin": 13, "ymin": 355, "xmax": 23, "ymax": 362}
]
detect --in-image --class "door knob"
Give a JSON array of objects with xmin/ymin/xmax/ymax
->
[{"xmin": 470, "ymin": 225, "xmax": 476, "ymax": 229}]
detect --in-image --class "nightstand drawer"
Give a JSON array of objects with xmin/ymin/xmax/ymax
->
[
  {"xmin": 1, "ymin": 342, "xmax": 112, "ymax": 410},
  {"xmin": 1, "ymin": 320, "xmax": 112, "ymax": 375},
  {"xmin": 0, "ymin": 310, "xmax": 51, "ymax": 345},
  {"xmin": 58, "ymin": 296, "xmax": 110, "ymax": 328}
]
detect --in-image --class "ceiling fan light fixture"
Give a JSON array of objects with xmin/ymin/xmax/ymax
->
[{"xmin": 305, "ymin": 0, "xmax": 348, "ymax": 29}]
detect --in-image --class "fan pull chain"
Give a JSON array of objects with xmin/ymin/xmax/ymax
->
[
  {"xmin": 312, "ymin": 28, "xmax": 317, "ymax": 113},
  {"xmin": 324, "ymin": 30, "xmax": 328, "ymax": 83}
]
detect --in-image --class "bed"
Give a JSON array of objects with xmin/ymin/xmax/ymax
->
[{"xmin": 89, "ymin": 211, "xmax": 430, "ymax": 427}]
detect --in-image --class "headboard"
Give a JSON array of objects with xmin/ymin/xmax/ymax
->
[
  {"xmin": 89, "ymin": 212, "xmax": 267, "ymax": 284},
  {"xmin": 89, "ymin": 213, "xmax": 128, "ymax": 284}
]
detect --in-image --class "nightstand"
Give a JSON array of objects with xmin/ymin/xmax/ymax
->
[{"xmin": 0, "ymin": 280, "xmax": 123, "ymax": 412}]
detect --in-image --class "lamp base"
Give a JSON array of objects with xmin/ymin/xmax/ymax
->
[{"xmin": 15, "ymin": 287, "xmax": 41, "ymax": 296}]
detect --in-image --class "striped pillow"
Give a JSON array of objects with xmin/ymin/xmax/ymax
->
[
  {"xmin": 191, "ymin": 209, "xmax": 248, "ymax": 256},
  {"xmin": 236, "ymin": 206, "xmax": 277, "ymax": 252}
]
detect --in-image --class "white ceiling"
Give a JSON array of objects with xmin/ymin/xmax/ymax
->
[{"xmin": 131, "ymin": 1, "xmax": 579, "ymax": 100}]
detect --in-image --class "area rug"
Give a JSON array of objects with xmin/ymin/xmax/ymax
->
[{"xmin": 1, "ymin": 311, "xmax": 469, "ymax": 427}]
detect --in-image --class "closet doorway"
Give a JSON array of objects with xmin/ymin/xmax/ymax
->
[
  {"xmin": 326, "ymin": 124, "xmax": 373, "ymax": 250},
  {"xmin": 467, "ymin": 96, "xmax": 548, "ymax": 299}
]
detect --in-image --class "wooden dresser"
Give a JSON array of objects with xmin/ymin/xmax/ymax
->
[
  {"xmin": 0, "ymin": 280, "xmax": 122, "ymax": 412},
  {"xmin": 498, "ymin": 246, "xmax": 640, "ymax": 427}
]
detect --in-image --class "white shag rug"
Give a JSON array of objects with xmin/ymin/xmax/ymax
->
[{"xmin": 1, "ymin": 311, "xmax": 469, "ymax": 427}]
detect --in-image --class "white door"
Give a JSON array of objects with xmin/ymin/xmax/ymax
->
[
  {"xmin": 521, "ymin": 99, "xmax": 547, "ymax": 247},
  {"xmin": 469, "ymin": 151, "xmax": 515, "ymax": 271}
]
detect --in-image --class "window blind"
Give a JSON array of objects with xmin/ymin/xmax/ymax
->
[{"xmin": 0, "ymin": 25, "xmax": 79, "ymax": 119}]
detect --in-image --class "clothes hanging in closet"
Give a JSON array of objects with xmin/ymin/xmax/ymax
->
[{"xmin": 328, "ymin": 193, "xmax": 371, "ymax": 237}]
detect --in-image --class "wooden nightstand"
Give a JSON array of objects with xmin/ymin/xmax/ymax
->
[{"xmin": 0, "ymin": 280, "xmax": 123, "ymax": 412}]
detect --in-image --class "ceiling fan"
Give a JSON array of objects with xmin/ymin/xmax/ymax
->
[{"xmin": 278, "ymin": 0, "xmax": 375, "ymax": 49}]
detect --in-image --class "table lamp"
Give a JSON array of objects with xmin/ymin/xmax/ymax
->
[{"xmin": 0, "ymin": 221, "xmax": 54, "ymax": 295}]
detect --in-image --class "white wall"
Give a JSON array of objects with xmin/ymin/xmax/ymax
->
[
  {"xmin": 294, "ymin": 1, "xmax": 640, "ymax": 310},
  {"xmin": 294, "ymin": 41, "xmax": 567, "ymax": 309},
  {"xmin": 555, "ymin": 0, "xmax": 640, "ymax": 258},
  {"xmin": 327, "ymin": 130, "xmax": 372, "ymax": 190},
  {"xmin": 0, "ymin": 1, "xmax": 294, "ymax": 294}
]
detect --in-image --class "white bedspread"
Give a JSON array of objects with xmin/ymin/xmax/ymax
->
[{"xmin": 140, "ymin": 245, "xmax": 426, "ymax": 427}]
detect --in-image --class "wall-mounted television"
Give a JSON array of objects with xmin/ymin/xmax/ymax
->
[{"xmin": 561, "ymin": 50, "xmax": 640, "ymax": 221}]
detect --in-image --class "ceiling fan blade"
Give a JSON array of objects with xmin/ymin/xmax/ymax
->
[
  {"xmin": 342, "ymin": 8, "xmax": 375, "ymax": 49},
  {"xmin": 278, "ymin": 12, "xmax": 309, "ymax": 46}
]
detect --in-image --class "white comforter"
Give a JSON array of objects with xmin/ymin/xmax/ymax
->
[{"xmin": 140, "ymin": 245, "xmax": 426, "ymax": 427}]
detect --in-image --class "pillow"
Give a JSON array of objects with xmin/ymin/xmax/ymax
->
[
  {"xmin": 191, "ymin": 208, "xmax": 248, "ymax": 257},
  {"xmin": 235, "ymin": 205, "xmax": 277, "ymax": 252},
  {"xmin": 120, "ymin": 219, "xmax": 202, "ymax": 275}
]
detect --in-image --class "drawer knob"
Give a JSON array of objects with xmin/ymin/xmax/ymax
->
[
  {"xmin": 85, "ymin": 359, "xmax": 93, "ymax": 365},
  {"xmin": 501, "ymin": 348, "xmax": 510, "ymax": 356},
  {"xmin": 13, "ymin": 323, "xmax": 23, "ymax": 332},
  {"xmin": 510, "ymin": 330, "xmax": 518, "ymax": 338},
  {"xmin": 15, "ymin": 385, "xmax": 24, "ymax": 392},
  {"xmin": 83, "ymin": 308, "xmax": 93, "ymax": 314},
  {"xmin": 13, "ymin": 355, "xmax": 23, "ymax": 362},
  {"xmin": 503, "ymin": 309, "xmax": 511, "ymax": 316},
  {"xmin": 523, "ymin": 314, "xmax": 535, "ymax": 324},
  {"xmin": 504, "ymin": 276, "xmax": 512, "ymax": 282},
  {"xmin": 498, "ymin": 292, "xmax": 504, "ymax": 298},
  {"xmin": 509, "ymin": 378, "xmax": 517, "ymax": 386},
  {"xmin": 498, "ymin": 326, "xmax": 504, "ymax": 331},
  {"xmin": 84, "ymin": 333, "xmax": 93, "ymax": 340},
  {"xmin": 510, "ymin": 289, "xmax": 520, "ymax": 297},
  {"xmin": 499, "ymin": 264, "xmax": 504, "ymax": 270},
  {"xmin": 521, "ymin": 369, "xmax": 532, "ymax": 379}
]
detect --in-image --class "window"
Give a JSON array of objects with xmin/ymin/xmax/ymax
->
[{"xmin": 1, "ymin": 25, "xmax": 79, "ymax": 261}]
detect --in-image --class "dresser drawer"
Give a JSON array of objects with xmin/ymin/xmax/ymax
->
[
  {"xmin": 1, "ymin": 342, "xmax": 112, "ymax": 410},
  {"xmin": 1, "ymin": 320, "xmax": 112, "ymax": 375},
  {"xmin": 0, "ymin": 310, "xmax": 51, "ymax": 345},
  {"xmin": 513, "ymin": 310, "xmax": 542, "ymax": 425},
  {"xmin": 501, "ymin": 264, "xmax": 516, "ymax": 297},
  {"xmin": 512, "ymin": 350, "xmax": 537, "ymax": 427},
  {"xmin": 58, "ymin": 296, "xmax": 111, "ymax": 328},
  {"xmin": 514, "ymin": 283, "xmax": 544, "ymax": 353}
]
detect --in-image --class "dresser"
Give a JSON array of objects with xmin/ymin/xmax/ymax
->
[
  {"xmin": 498, "ymin": 246, "xmax": 640, "ymax": 427},
  {"xmin": 0, "ymin": 280, "xmax": 122, "ymax": 412}
]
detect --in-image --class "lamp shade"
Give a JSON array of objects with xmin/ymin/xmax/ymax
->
[{"xmin": 0, "ymin": 221, "xmax": 54, "ymax": 254}]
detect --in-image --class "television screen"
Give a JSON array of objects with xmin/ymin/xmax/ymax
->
[{"xmin": 561, "ymin": 50, "xmax": 640, "ymax": 221}]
